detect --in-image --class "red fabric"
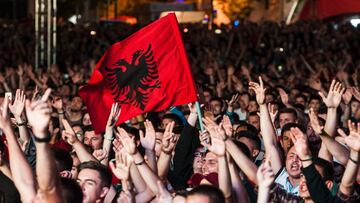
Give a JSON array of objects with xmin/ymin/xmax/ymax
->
[
  {"xmin": 300, "ymin": 0, "xmax": 360, "ymax": 20},
  {"xmin": 79, "ymin": 13, "xmax": 197, "ymax": 134}
]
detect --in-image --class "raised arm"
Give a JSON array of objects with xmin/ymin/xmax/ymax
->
[
  {"xmin": 228, "ymin": 155, "xmax": 249, "ymax": 203},
  {"xmin": 0, "ymin": 94, "xmax": 36, "ymax": 203},
  {"xmin": 316, "ymin": 81, "xmax": 350, "ymax": 165},
  {"xmin": 9, "ymin": 89, "xmax": 29, "ymax": 143},
  {"xmin": 202, "ymin": 123, "xmax": 232, "ymax": 202},
  {"xmin": 102, "ymin": 103, "xmax": 121, "ymax": 166},
  {"xmin": 249, "ymin": 76, "xmax": 282, "ymax": 174},
  {"xmin": 157, "ymin": 121, "xmax": 177, "ymax": 179},
  {"xmin": 187, "ymin": 103, "xmax": 199, "ymax": 127},
  {"xmin": 25, "ymin": 88, "xmax": 61, "ymax": 202},
  {"xmin": 140, "ymin": 120, "xmax": 157, "ymax": 173},
  {"xmin": 62, "ymin": 119, "xmax": 97, "ymax": 163},
  {"xmin": 338, "ymin": 121, "xmax": 360, "ymax": 196},
  {"xmin": 319, "ymin": 80, "xmax": 345, "ymax": 137},
  {"xmin": 257, "ymin": 160, "xmax": 275, "ymax": 203},
  {"xmin": 117, "ymin": 127, "xmax": 162, "ymax": 195}
]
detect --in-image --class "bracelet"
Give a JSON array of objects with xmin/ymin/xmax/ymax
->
[
  {"xmin": 33, "ymin": 135, "xmax": 51, "ymax": 143},
  {"xmin": 58, "ymin": 111, "xmax": 65, "ymax": 115},
  {"xmin": 104, "ymin": 136, "xmax": 114, "ymax": 141},
  {"xmin": 134, "ymin": 160, "xmax": 145, "ymax": 166},
  {"xmin": 319, "ymin": 129, "xmax": 330, "ymax": 137},
  {"xmin": 348, "ymin": 156, "xmax": 359, "ymax": 165},
  {"xmin": 16, "ymin": 121, "xmax": 27, "ymax": 127},
  {"xmin": 162, "ymin": 148, "xmax": 172, "ymax": 155},
  {"xmin": 300, "ymin": 156, "xmax": 312, "ymax": 162}
]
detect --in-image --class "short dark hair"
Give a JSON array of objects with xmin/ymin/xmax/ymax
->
[
  {"xmin": 313, "ymin": 157, "xmax": 334, "ymax": 182},
  {"xmin": 60, "ymin": 177, "xmax": 83, "ymax": 203},
  {"xmin": 281, "ymin": 123, "xmax": 305, "ymax": 137},
  {"xmin": 209, "ymin": 97, "xmax": 224, "ymax": 108},
  {"xmin": 278, "ymin": 108, "xmax": 298, "ymax": 120},
  {"xmin": 83, "ymin": 125, "xmax": 94, "ymax": 133},
  {"xmin": 235, "ymin": 130, "xmax": 261, "ymax": 152},
  {"xmin": 52, "ymin": 148, "xmax": 73, "ymax": 172},
  {"xmin": 187, "ymin": 185, "xmax": 225, "ymax": 203},
  {"xmin": 78, "ymin": 161, "xmax": 112, "ymax": 188},
  {"xmin": 232, "ymin": 139, "xmax": 251, "ymax": 158},
  {"xmin": 248, "ymin": 111, "xmax": 260, "ymax": 117},
  {"xmin": 162, "ymin": 113, "xmax": 183, "ymax": 127}
]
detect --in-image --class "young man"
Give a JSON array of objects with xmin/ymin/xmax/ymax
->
[{"xmin": 77, "ymin": 161, "xmax": 112, "ymax": 203}]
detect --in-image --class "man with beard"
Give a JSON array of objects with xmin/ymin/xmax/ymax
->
[{"xmin": 66, "ymin": 95, "xmax": 84, "ymax": 125}]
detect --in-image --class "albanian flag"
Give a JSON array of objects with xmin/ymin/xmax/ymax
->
[{"xmin": 79, "ymin": 13, "xmax": 197, "ymax": 134}]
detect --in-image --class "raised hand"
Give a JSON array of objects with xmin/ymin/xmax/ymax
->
[
  {"xmin": 0, "ymin": 94, "xmax": 11, "ymax": 130},
  {"xmin": 9, "ymin": 89, "xmax": 26, "ymax": 118},
  {"xmin": 116, "ymin": 127, "xmax": 136, "ymax": 155},
  {"xmin": 93, "ymin": 149, "xmax": 108, "ymax": 162},
  {"xmin": 61, "ymin": 119, "xmax": 79, "ymax": 145},
  {"xmin": 226, "ymin": 93, "xmax": 240, "ymax": 109},
  {"xmin": 319, "ymin": 80, "xmax": 345, "ymax": 108},
  {"xmin": 289, "ymin": 127, "xmax": 311, "ymax": 160},
  {"xmin": 338, "ymin": 120, "xmax": 360, "ymax": 152},
  {"xmin": 203, "ymin": 117, "xmax": 226, "ymax": 140},
  {"xmin": 277, "ymin": 88, "xmax": 289, "ymax": 106},
  {"xmin": 106, "ymin": 103, "xmax": 121, "ymax": 128},
  {"xmin": 257, "ymin": 159, "xmax": 275, "ymax": 189},
  {"xmin": 201, "ymin": 135, "xmax": 226, "ymax": 157},
  {"xmin": 308, "ymin": 108, "xmax": 324, "ymax": 135},
  {"xmin": 351, "ymin": 87, "xmax": 360, "ymax": 102},
  {"xmin": 51, "ymin": 96, "xmax": 63, "ymax": 112},
  {"xmin": 221, "ymin": 115, "xmax": 233, "ymax": 138},
  {"xmin": 25, "ymin": 88, "xmax": 52, "ymax": 136},
  {"xmin": 249, "ymin": 76, "xmax": 266, "ymax": 105},
  {"xmin": 140, "ymin": 120, "xmax": 156, "ymax": 150},
  {"xmin": 162, "ymin": 121, "xmax": 177, "ymax": 154},
  {"xmin": 109, "ymin": 152, "xmax": 132, "ymax": 181},
  {"xmin": 342, "ymin": 88, "xmax": 353, "ymax": 105},
  {"xmin": 268, "ymin": 103, "xmax": 278, "ymax": 124}
]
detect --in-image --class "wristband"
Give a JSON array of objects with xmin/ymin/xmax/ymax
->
[
  {"xmin": 348, "ymin": 156, "xmax": 359, "ymax": 165},
  {"xmin": 104, "ymin": 136, "xmax": 114, "ymax": 141},
  {"xmin": 134, "ymin": 160, "xmax": 145, "ymax": 166},
  {"xmin": 162, "ymin": 148, "xmax": 172, "ymax": 155},
  {"xmin": 319, "ymin": 129, "xmax": 330, "ymax": 137},
  {"xmin": 300, "ymin": 156, "xmax": 312, "ymax": 162},
  {"xmin": 16, "ymin": 121, "xmax": 27, "ymax": 127},
  {"xmin": 33, "ymin": 135, "xmax": 51, "ymax": 143}
]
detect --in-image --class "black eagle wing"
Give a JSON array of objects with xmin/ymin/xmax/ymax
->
[
  {"xmin": 137, "ymin": 44, "xmax": 159, "ymax": 86},
  {"xmin": 104, "ymin": 66, "xmax": 130, "ymax": 102}
]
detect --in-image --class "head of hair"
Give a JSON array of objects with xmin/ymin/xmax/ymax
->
[
  {"xmin": 232, "ymin": 139, "xmax": 251, "ymax": 158},
  {"xmin": 162, "ymin": 113, "xmax": 183, "ymax": 127},
  {"xmin": 313, "ymin": 157, "xmax": 334, "ymax": 182},
  {"xmin": 187, "ymin": 185, "xmax": 225, "ymax": 203},
  {"xmin": 52, "ymin": 148, "xmax": 73, "ymax": 172},
  {"xmin": 281, "ymin": 123, "xmax": 305, "ymax": 137},
  {"xmin": 235, "ymin": 131, "xmax": 261, "ymax": 152},
  {"xmin": 278, "ymin": 107, "xmax": 298, "ymax": 120},
  {"xmin": 83, "ymin": 125, "xmax": 94, "ymax": 133},
  {"xmin": 78, "ymin": 161, "xmax": 112, "ymax": 188},
  {"xmin": 60, "ymin": 177, "xmax": 83, "ymax": 203},
  {"xmin": 248, "ymin": 111, "xmax": 260, "ymax": 117},
  {"xmin": 209, "ymin": 97, "xmax": 224, "ymax": 109}
]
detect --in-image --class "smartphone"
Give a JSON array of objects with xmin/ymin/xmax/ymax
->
[{"xmin": 5, "ymin": 92, "xmax": 12, "ymax": 101}]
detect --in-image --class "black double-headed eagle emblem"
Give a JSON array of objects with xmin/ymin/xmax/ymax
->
[{"xmin": 105, "ymin": 44, "xmax": 161, "ymax": 110}]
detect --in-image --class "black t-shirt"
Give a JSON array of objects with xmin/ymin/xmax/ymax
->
[{"xmin": 0, "ymin": 172, "xmax": 20, "ymax": 203}]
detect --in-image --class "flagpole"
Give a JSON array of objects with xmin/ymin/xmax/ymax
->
[{"xmin": 195, "ymin": 101, "xmax": 204, "ymax": 132}]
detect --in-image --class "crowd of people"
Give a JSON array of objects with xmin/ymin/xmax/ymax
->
[{"xmin": 0, "ymin": 16, "xmax": 359, "ymax": 203}]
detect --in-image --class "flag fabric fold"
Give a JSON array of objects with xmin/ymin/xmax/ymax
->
[{"xmin": 79, "ymin": 13, "xmax": 197, "ymax": 134}]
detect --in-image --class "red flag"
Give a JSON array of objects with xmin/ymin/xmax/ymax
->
[{"xmin": 79, "ymin": 13, "xmax": 197, "ymax": 134}]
